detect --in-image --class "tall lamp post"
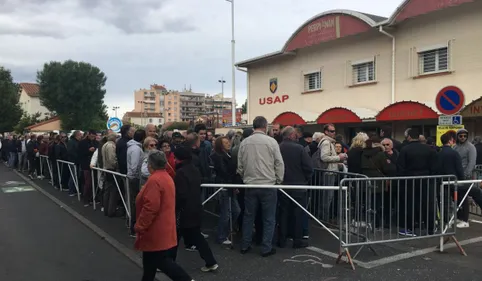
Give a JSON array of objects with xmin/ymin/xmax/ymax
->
[
  {"xmin": 218, "ymin": 78, "xmax": 226, "ymax": 126},
  {"xmin": 112, "ymin": 106, "xmax": 120, "ymax": 118},
  {"xmin": 226, "ymin": 0, "xmax": 236, "ymax": 126}
]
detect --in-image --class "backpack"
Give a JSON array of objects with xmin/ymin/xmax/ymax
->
[{"xmin": 312, "ymin": 139, "xmax": 329, "ymax": 170}]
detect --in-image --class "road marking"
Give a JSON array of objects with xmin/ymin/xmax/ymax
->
[
  {"xmin": 307, "ymin": 236, "xmax": 482, "ymax": 269},
  {"xmin": 283, "ymin": 254, "xmax": 333, "ymax": 268},
  {"xmin": 3, "ymin": 181, "xmax": 26, "ymax": 186},
  {"xmin": 2, "ymin": 185, "xmax": 35, "ymax": 193}
]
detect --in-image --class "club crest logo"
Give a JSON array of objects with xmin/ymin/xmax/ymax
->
[{"xmin": 269, "ymin": 78, "xmax": 278, "ymax": 94}]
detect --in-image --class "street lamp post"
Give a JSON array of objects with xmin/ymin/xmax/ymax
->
[
  {"xmin": 112, "ymin": 106, "xmax": 120, "ymax": 118},
  {"xmin": 218, "ymin": 78, "xmax": 226, "ymax": 126},
  {"xmin": 137, "ymin": 101, "xmax": 145, "ymax": 126},
  {"xmin": 226, "ymin": 0, "xmax": 236, "ymax": 126}
]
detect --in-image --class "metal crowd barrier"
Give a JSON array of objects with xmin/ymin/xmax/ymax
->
[
  {"xmin": 56, "ymin": 159, "xmax": 81, "ymax": 201},
  {"xmin": 309, "ymin": 169, "xmax": 368, "ymax": 228},
  {"xmin": 39, "ymin": 155, "xmax": 53, "ymax": 185},
  {"xmin": 338, "ymin": 175, "xmax": 464, "ymax": 270},
  {"xmin": 468, "ymin": 166, "xmax": 482, "ymax": 217},
  {"xmin": 90, "ymin": 167, "xmax": 131, "ymax": 227},
  {"xmin": 201, "ymin": 183, "xmax": 348, "ymax": 250}
]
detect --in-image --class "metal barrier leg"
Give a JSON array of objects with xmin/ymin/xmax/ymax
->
[
  {"xmin": 40, "ymin": 158, "xmax": 43, "ymax": 179},
  {"xmin": 125, "ymin": 179, "xmax": 131, "ymax": 230},
  {"xmin": 91, "ymin": 169, "xmax": 96, "ymax": 210},
  {"xmin": 57, "ymin": 161, "xmax": 62, "ymax": 191},
  {"xmin": 228, "ymin": 195, "xmax": 234, "ymax": 249}
]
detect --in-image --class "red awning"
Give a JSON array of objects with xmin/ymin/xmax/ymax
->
[
  {"xmin": 376, "ymin": 101, "xmax": 438, "ymax": 121},
  {"xmin": 316, "ymin": 108, "xmax": 363, "ymax": 124},
  {"xmin": 272, "ymin": 112, "xmax": 307, "ymax": 125}
]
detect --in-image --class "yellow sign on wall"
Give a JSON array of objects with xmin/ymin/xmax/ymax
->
[{"xmin": 436, "ymin": 125, "xmax": 464, "ymax": 146}]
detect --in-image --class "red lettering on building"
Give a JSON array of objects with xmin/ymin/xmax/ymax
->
[
  {"xmin": 376, "ymin": 101, "xmax": 438, "ymax": 121},
  {"xmin": 395, "ymin": 0, "xmax": 473, "ymax": 23},
  {"xmin": 470, "ymin": 105, "xmax": 482, "ymax": 114},
  {"xmin": 259, "ymin": 95, "xmax": 289, "ymax": 105},
  {"xmin": 284, "ymin": 15, "xmax": 371, "ymax": 52}
]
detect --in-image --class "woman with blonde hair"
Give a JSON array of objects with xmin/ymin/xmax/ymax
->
[{"xmin": 347, "ymin": 132, "xmax": 369, "ymax": 174}]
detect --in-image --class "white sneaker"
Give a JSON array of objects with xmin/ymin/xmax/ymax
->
[
  {"xmin": 185, "ymin": 246, "xmax": 198, "ymax": 252},
  {"xmin": 222, "ymin": 239, "xmax": 232, "ymax": 245},
  {"xmin": 201, "ymin": 232, "xmax": 209, "ymax": 239},
  {"xmin": 302, "ymin": 235, "xmax": 309, "ymax": 239},
  {"xmin": 456, "ymin": 221, "xmax": 470, "ymax": 228},
  {"xmin": 201, "ymin": 264, "xmax": 219, "ymax": 272}
]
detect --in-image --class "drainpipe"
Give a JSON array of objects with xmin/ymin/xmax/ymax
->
[
  {"xmin": 379, "ymin": 26, "xmax": 395, "ymax": 104},
  {"xmin": 236, "ymin": 66, "xmax": 249, "ymax": 124}
]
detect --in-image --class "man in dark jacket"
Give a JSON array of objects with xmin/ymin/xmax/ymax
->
[
  {"xmin": 397, "ymin": 128, "xmax": 437, "ymax": 236},
  {"xmin": 172, "ymin": 146, "xmax": 218, "ymax": 270},
  {"xmin": 474, "ymin": 136, "xmax": 482, "ymax": 166},
  {"xmin": 26, "ymin": 135, "xmax": 39, "ymax": 179},
  {"xmin": 116, "ymin": 125, "xmax": 135, "ymax": 175},
  {"xmin": 194, "ymin": 124, "xmax": 213, "ymax": 183},
  {"xmin": 277, "ymin": 126, "xmax": 313, "ymax": 248},
  {"xmin": 67, "ymin": 131, "xmax": 82, "ymax": 196},
  {"xmin": 78, "ymin": 130, "xmax": 98, "ymax": 206}
]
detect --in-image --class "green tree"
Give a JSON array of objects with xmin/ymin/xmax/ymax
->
[
  {"xmin": 165, "ymin": 122, "xmax": 189, "ymax": 131},
  {"xmin": 14, "ymin": 112, "xmax": 42, "ymax": 133},
  {"xmin": 241, "ymin": 99, "xmax": 247, "ymax": 114},
  {"xmin": 37, "ymin": 60, "xmax": 108, "ymax": 130},
  {"xmin": 0, "ymin": 67, "xmax": 23, "ymax": 132}
]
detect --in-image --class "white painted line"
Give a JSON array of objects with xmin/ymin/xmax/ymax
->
[
  {"xmin": 308, "ymin": 236, "xmax": 482, "ymax": 269},
  {"xmin": 306, "ymin": 246, "xmax": 371, "ymax": 268},
  {"xmin": 469, "ymin": 219, "xmax": 482, "ymax": 225},
  {"xmin": 283, "ymin": 254, "xmax": 333, "ymax": 268}
]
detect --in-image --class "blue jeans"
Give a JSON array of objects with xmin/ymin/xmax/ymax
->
[
  {"xmin": 217, "ymin": 191, "xmax": 241, "ymax": 243},
  {"xmin": 241, "ymin": 188, "xmax": 277, "ymax": 254},
  {"xmin": 8, "ymin": 152, "xmax": 16, "ymax": 168}
]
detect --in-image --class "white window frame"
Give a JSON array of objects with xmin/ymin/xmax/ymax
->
[
  {"xmin": 303, "ymin": 69, "xmax": 322, "ymax": 92},
  {"xmin": 417, "ymin": 45, "xmax": 449, "ymax": 75},
  {"xmin": 351, "ymin": 58, "xmax": 376, "ymax": 85}
]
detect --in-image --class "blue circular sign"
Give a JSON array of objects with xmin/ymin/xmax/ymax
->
[
  {"xmin": 435, "ymin": 86, "xmax": 465, "ymax": 115},
  {"xmin": 107, "ymin": 117, "xmax": 122, "ymax": 133}
]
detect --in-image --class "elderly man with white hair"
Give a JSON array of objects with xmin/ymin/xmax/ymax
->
[{"xmin": 304, "ymin": 132, "xmax": 324, "ymax": 158}]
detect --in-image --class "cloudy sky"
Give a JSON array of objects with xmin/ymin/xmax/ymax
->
[{"xmin": 0, "ymin": 0, "xmax": 402, "ymax": 118}]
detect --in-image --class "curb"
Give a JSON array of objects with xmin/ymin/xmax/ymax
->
[{"xmin": 13, "ymin": 171, "xmax": 146, "ymax": 268}]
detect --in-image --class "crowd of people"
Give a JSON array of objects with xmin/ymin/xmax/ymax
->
[{"xmin": 1, "ymin": 118, "xmax": 482, "ymax": 281}]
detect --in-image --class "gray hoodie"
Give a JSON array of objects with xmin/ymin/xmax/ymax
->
[
  {"xmin": 126, "ymin": 139, "xmax": 143, "ymax": 179},
  {"xmin": 454, "ymin": 129, "xmax": 477, "ymax": 179}
]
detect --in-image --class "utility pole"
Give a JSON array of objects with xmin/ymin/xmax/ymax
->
[
  {"xmin": 226, "ymin": 0, "xmax": 236, "ymax": 126},
  {"xmin": 218, "ymin": 78, "xmax": 226, "ymax": 126}
]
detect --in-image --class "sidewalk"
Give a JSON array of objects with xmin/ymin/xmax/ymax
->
[{"xmin": 0, "ymin": 165, "xmax": 141, "ymax": 281}]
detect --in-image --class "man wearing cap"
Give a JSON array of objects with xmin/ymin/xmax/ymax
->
[
  {"xmin": 170, "ymin": 132, "xmax": 184, "ymax": 153},
  {"xmin": 454, "ymin": 128, "xmax": 478, "ymax": 228}
]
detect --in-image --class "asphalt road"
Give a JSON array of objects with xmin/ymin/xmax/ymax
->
[
  {"xmin": 4, "ymin": 163, "xmax": 482, "ymax": 281},
  {"xmin": 0, "ymin": 165, "xmax": 141, "ymax": 281}
]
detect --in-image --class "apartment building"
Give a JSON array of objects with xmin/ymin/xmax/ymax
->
[
  {"xmin": 205, "ymin": 93, "xmax": 233, "ymax": 115},
  {"xmin": 133, "ymin": 84, "xmax": 167, "ymax": 114},
  {"xmin": 236, "ymin": 0, "xmax": 482, "ymax": 139},
  {"xmin": 163, "ymin": 91, "xmax": 181, "ymax": 123},
  {"xmin": 179, "ymin": 91, "xmax": 206, "ymax": 122}
]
